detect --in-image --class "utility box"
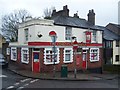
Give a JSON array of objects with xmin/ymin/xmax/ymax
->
[{"xmin": 61, "ymin": 65, "xmax": 68, "ymax": 77}]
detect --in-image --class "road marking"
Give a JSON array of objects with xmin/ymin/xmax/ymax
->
[
  {"xmin": 23, "ymin": 83, "xmax": 29, "ymax": 87},
  {"xmin": 14, "ymin": 82, "xmax": 20, "ymax": 86},
  {"xmin": 30, "ymin": 79, "xmax": 39, "ymax": 83},
  {"xmin": 0, "ymin": 75, "xmax": 7, "ymax": 77},
  {"xmin": 7, "ymin": 86, "xmax": 14, "ymax": 89},
  {"xmin": 7, "ymin": 78, "xmax": 39, "ymax": 89},
  {"xmin": 17, "ymin": 86, "xmax": 24, "ymax": 90},
  {"xmin": 20, "ymin": 78, "xmax": 31, "ymax": 83}
]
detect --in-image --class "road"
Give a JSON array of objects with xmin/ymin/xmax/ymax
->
[{"xmin": 1, "ymin": 68, "xmax": 119, "ymax": 89}]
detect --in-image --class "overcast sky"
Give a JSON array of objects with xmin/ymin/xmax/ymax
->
[{"xmin": 0, "ymin": 0, "xmax": 119, "ymax": 27}]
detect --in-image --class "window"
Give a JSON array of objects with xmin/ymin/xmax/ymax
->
[
  {"xmin": 116, "ymin": 40, "xmax": 119, "ymax": 47},
  {"xmin": 24, "ymin": 28, "xmax": 29, "ymax": 42},
  {"xmin": 21, "ymin": 48, "xmax": 29, "ymax": 64},
  {"xmin": 86, "ymin": 31, "xmax": 91, "ymax": 43},
  {"xmin": 44, "ymin": 48, "xmax": 59, "ymax": 64},
  {"xmin": 90, "ymin": 48, "xmax": 99, "ymax": 62},
  {"xmin": 6, "ymin": 48, "xmax": 10, "ymax": 55},
  {"xmin": 65, "ymin": 27, "xmax": 72, "ymax": 40},
  {"xmin": 11, "ymin": 47, "xmax": 17, "ymax": 61},
  {"xmin": 106, "ymin": 41, "xmax": 113, "ymax": 48},
  {"xmin": 92, "ymin": 31, "xmax": 97, "ymax": 43},
  {"xmin": 64, "ymin": 48, "xmax": 73, "ymax": 63},
  {"xmin": 115, "ymin": 55, "xmax": 119, "ymax": 62}
]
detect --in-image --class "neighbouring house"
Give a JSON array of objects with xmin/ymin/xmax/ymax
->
[
  {"xmin": 103, "ymin": 23, "xmax": 120, "ymax": 65},
  {"xmin": 118, "ymin": 1, "xmax": 120, "ymax": 24},
  {"xmin": 9, "ymin": 5, "xmax": 103, "ymax": 73},
  {"xmin": 94, "ymin": 25, "xmax": 120, "ymax": 65},
  {"xmin": 0, "ymin": 34, "xmax": 6, "ymax": 53},
  {"xmin": 0, "ymin": 34, "xmax": 9, "ymax": 58}
]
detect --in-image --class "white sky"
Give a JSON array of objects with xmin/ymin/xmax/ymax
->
[{"xmin": 0, "ymin": 0, "xmax": 119, "ymax": 27}]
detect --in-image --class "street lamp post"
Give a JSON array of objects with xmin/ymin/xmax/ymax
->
[
  {"xmin": 49, "ymin": 31, "xmax": 57, "ymax": 77},
  {"xmin": 72, "ymin": 37, "xmax": 78, "ymax": 78}
]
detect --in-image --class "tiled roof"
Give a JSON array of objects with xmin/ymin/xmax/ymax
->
[
  {"xmin": 52, "ymin": 16, "xmax": 120, "ymax": 40},
  {"xmin": 52, "ymin": 16, "xmax": 102, "ymax": 30},
  {"xmin": 95, "ymin": 25, "xmax": 120, "ymax": 40}
]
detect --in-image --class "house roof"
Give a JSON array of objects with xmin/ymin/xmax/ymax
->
[
  {"xmin": 107, "ymin": 23, "xmax": 120, "ymax": 29},
  {"xmin": 95, "ymin": 25, "xmax": 120, "ymax": 40},
  {"xmin": 52, "ymin": 16, "xmax": 120, "ymax": 40},
  {"xmin": 52, "ymin": 16, "xmax": 103, "ymax": 31}
]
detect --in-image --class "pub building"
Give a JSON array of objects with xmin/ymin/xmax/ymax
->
[{"xmin": 9, "ymin": 5, "xmax": 103, "ymax": 73}]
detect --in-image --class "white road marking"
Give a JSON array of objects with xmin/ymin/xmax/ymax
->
[
  {"xmin": 30, "ymin": 79, "xmax": 39, "ymax": 83},
  {"xmin": 7, "ymin": 86, "xmax": 14, "ymax": 89},
  {"xmin": 0, "ymin": 75, "xmax": 7, "ymax": 77},
  {"xmin": 23, "ymin": 83, "xmax": 29, "ymax": 87},
  {"xmin": 14, "ymin": 82, "xmax": 20, "ymax": 86},
  {"xmin": 20, "ymin": 78, "xmax": 31, "ymax": 83},
  {"xmin": 7, "ymin": 78, "xmax": 39, "ymax": 89},
  {"xmin": 17, "ymin": 86, "xmax": 24, "ymax": 90}
]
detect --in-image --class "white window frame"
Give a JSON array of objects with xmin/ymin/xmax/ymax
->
[
  {"xmin": 11, "ymin": 47, "xmax": 17, "ymax": 61},
  {"xmin": 24, "ymin": 28, "xmax": 29, "ymax": 42},
  {"xmin": 6, "ymin": 48, "xmax": 10, "ymax": 55},
  {"xmin": 64, "ymin": 48, "xmax": 73, "ymax": 63},
  {"xmin": 90, "ymin": 48, "xmax": 99, "ymax": 62},
  {"xmin": 44, "ymin": 48, "xmax": 59, "ymax": 65},
  {"xmin": 92, "ymin": 31, "xmax": 97, "ymax": 43},
  {"xmin": 21, "ymin": 48, "xmax": 29, "ymax": 64},
  {"xmin": 65, "ymin": 27, "xmax": 72, "ymax": 40}
]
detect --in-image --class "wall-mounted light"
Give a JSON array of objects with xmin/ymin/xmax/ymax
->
[{"xmin": 37, "ymin": 32, "xmax": 43, "ymax": 38}]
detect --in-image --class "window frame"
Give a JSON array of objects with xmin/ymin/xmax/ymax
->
[
  {"xmin": 64, "ymin": 48, "xmax": 73, "ymax": 63},
  {"xmin": 65, "ymin": 27, "xmax": 72, "ymax": 40},
  {"xmin": 116, "ymin": 40, "xmax": 119, "ymax": 47},
  {"xmin": 90, "ymin": 48, "xmax": 99, "ymax": 62},
  {"xmin": 92, "ymin": 30, "xmax": 97, "ymax": 43},
  {"xmin": 24, "ymin": 28, "xmax": 29, "ymax": 42},
  {"xmin": 21, "ymin": 48, "xmax": 29, "ymax": 64},
  {"xmin": 11, "ymin": 47, "xmax": 17, "ymax": 61},
  {"xmin": 115, "ymin": 55, "xmax": 119, "ymax": 62},
  {"xmin": 44, "ymin": 48, "xmax": 59, "ymax": 65}
]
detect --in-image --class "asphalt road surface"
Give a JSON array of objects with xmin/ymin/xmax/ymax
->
[{"xmin": 1, "ymin": 68, "xmax": 119, "ymax": 89}]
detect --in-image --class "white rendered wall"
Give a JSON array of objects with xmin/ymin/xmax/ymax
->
[{"xmin": 18, "ymin": 19, "xmax": 103, "ymax": 45}]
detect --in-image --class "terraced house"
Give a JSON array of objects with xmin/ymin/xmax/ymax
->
[{"xmin": 9, "ymin": 5, "xmax": 103, "ymax": 73}]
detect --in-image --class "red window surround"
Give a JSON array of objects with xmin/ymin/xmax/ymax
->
[{"xmin": 85, "ymin": 31, "xmax": 91, "ymax": 43}]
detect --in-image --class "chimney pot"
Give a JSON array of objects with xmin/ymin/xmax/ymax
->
[{"xmin": 87, "ymin": 9, "xmax": 95, "ymax": 25}]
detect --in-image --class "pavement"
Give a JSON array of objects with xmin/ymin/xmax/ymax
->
[{"xmin": 7, "ymin": 63, "xmax": 119, "ymax": 81}]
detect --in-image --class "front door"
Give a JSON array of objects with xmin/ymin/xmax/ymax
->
[
  {"xmin": 33, "ymin": 52, "xmax": 40, "ymax": 73},
  {"xmin": 82, "ymin": 51, "xmax": 87, "ymax": 69}
]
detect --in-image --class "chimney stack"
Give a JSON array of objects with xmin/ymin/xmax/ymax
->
[
  {"xmin": 63, "ymin": 5, "xmax": 69, "ymax": 16},
  {"xmin": 51, "ymin": 5, "xmax": 69, "ymax": 17},
  {"xmin": 87, "ymin": 9, "xmax": 95, "ymax": 25},
  {"xmin": 73, "ymin": 11, "xmax": 79, "ymax": 18}
]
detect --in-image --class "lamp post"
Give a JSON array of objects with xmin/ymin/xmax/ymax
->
[
  {"xmin": 72, "ymin": 36, "xmax": 78, "ymax": 78},
  {"xmin": 49, "ymin": 31, "xmax": 57, "ymax": 77}
]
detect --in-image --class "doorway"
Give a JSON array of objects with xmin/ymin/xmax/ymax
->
[{"xmin": 32, "ymin": 52, "xmax": 40, "ymax": 73}]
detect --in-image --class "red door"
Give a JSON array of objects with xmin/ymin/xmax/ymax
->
[
  {"xmin": 33, "ymin": 52, "xmax": 40, "ymax": 73},
  {"xmin": 82, "ymin": 53, "xmax": 87, "ymax": 69}
]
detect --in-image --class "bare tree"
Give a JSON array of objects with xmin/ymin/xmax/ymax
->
[
  {"xmin": 43, "ymin": 6, "xmax": 55, "ymax": 19},
  {"xmin": 1, "ymin": 10, "xmax": 31, "ymax": 42}
]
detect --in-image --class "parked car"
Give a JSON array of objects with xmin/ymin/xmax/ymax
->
[{"xmin": 0, "ymin": 54, "xmax": 8, "ymax": 68}]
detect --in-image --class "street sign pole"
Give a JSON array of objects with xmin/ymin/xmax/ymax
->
[
  {"xmin": 73, "ymin": 40, "xmax": 78, "ymax": 79},
  {"xmin": 49, "ymin": 31, "xmax": 57, "ymax": 78}
]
